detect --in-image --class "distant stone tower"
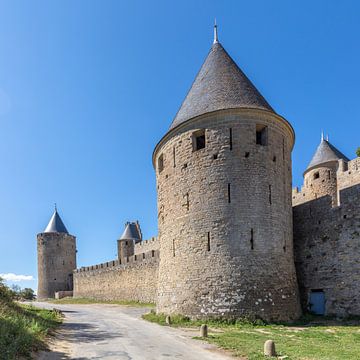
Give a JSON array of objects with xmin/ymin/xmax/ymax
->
[
  {"xmin": 153, "ymin": 26, "xmax": 301, "ymax": 321},
  {"xmin": 117, "ymin": 221, "xmax": 142, "ymax": 262},
  {"xmin": 37, "ymin": 207, "xmax": 77, "ymax": 299},
  {"xmin": 300, "ymin": 136, "xmax": 349, "ymax": 205}
]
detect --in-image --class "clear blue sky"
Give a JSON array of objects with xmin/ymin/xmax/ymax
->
[{"xmin": 0, "ymin": 0, "xmax": 359, "ymax": 291}]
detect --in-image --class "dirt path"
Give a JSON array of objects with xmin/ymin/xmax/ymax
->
[{"xmin": 34, "ymin": 302, "xmax": 233, "ymax": 360}]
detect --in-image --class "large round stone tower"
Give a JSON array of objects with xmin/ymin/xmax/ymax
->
[
  {"xmin": 153, "ymin": 27, "xmax": 301, "ymax": 321},
  {"xmin": 37, "ymin": 207, "xmax": 77, "ymax": 299}
]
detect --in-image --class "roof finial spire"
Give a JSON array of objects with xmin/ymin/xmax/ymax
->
[
  {"xmin": 321, "ymin": 131, "xmax": 324, "ymax": 141},
  {"xmin": 54, "ymin": 203, "xmax": 57, "ymax": 212},
  {"xmin": 213, "ymin": 18, "xmax": 218, "ymax": 44},
  {"xmin": 326, "ymin": 134, "xmax": 329, "ymax": 141}
]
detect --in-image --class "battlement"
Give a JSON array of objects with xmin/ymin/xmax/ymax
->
[
  {"xmin": 292, "ymin": 157, "xmax": 360, "ymax": 207},
  {"xmin": 134, "ymin": 236, "xmax": 159, "ymax": 255},
  {"xmin": 74, "ymin": 249, "xmax": 160, "ymax": 274}
]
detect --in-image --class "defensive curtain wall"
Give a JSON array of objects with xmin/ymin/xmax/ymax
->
[
  {"xmin": 293, "ymin": 157, "xmax": 360, "ymax": 316},
  {"xmin": 73, "ymin": 238, "xmax": 159, "ymax": 303}
]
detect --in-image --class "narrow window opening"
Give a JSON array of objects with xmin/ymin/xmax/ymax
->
[
  {"xmin": 283, "ymin": 232, "xmax": 286, "ymax": 252},
  {"xmin": 173, "ymin": 239, "xmax": 175, "ymax": 257},
  {"xmin": 125, "ymin": 241, "xmax": 128, "ymax": 246},
  {"xmin": 158, "ymin": 154, "xmax": 164, "ymax": 173},
  {"xmin": 134, "ymin": 255, "xmax": 137, "ymax": 261},
  {"xmin": 173, "ymin": 146, "xmax": 176, "ymax": 167},
  {"xmin": 256, "ymin": 125, "xmax": 268, "ymax": 146},
  {"xmin": 314, "ymin": 172, "xmax": 320, "ymax": 179},
  {"xmin": 152, "ymin": 250, "xmax": 155, "ymax": 257},
  {"xmin": 269, "ymin": 184, "xmax": 272, "ymax": 205},
  {"xmin": 250, "ymin": 228, "xmax": 254, "ymax": 250},
  {"xmin": 229, "ymin": 128, "xmax": 233, "ymax": 150},
  {"xmin": 192, "ymin": 130, "xmax": 206, "ymax": 151},
  {"xmin": 213, "ymin": 154, "xmax": 218, "ymax": 160},
  {"xmin": 143, "ymin": 253, "xmax": 145, "ymax": 259},
  {"xmin": 343, "ymin": 215, "xmax": 347, "ymax": 219},
  {"xmin": 327, "ymin": 170, "xmax": 331, "ymax": 179},
  {"xmin": 207, "ymin": 232, "xmax": 211, "ymax": 251},
  {"xmin": 183, "ymin": 163, "xmax": 188, "ymax": 169},
  {"xmin": 184, "ymin": 193, "xmax": 189, "ymax": 211},
  {"xmin": 273, "ymin": 156, "xmax": 276, "ymax": 162},
  {"xmin": 245, "ymin": 152, "xmax": 250, "ymax": 158},
  {"xmin": 282, "ymin": 137, "xmax": 285, "ymax": 161},
  {"xmin": 228, "ymin": 183, "xmax": 231, "ymax": 203}
]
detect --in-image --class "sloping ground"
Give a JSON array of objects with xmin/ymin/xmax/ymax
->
[{"xmin": 0, "ymin": 288, "xmax": 61, "ymax": 360}]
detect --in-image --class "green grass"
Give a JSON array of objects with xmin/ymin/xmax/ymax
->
[
  {"xmin": 0, "ymin": 298, "xmax": 62, "ymax": 359},
  {"xmin": 142, "ymin": 311, "xmax": 360, "ymax": 360},
  {"xmin": 48, "ymin": 297, "xmax": 155, "ymax": 308}
]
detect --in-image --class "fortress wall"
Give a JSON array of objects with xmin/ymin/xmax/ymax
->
[
  {"xmin": 337, "ymin": 157, "xmax": 360, "ymax": 191},
  {"xmin": 293, "ymin": 157, "xmax": 360, "ymax": 207},
  {"xmin": 293, "ymin": 183, "xmax": 360, "ymax": 316},
  {"xmin": 134, "ymin": 237, "xmax": 159, "ymax": 255},
  {"xmin": 73, "ymin": 250, "xmax": 159, "ymax": 303}
]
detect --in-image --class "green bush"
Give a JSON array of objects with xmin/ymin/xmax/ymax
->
[{"xmin": 356, "ymin": 147, "xmax": 360, "ymax": 157}]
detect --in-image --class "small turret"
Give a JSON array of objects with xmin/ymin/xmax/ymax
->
[
  {"xmin": 37, "ymin": 206, "xmax": 77, "ymax": 299},
  {"xmin": 303, "ymin": 137, "xmax": 349, "ymax": 205},
  {"xmin": 117, "ymin": 221, "xmax": 142, "ymax": 262}
]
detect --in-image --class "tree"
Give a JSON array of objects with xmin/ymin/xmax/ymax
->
[
  {"xmin": 20, "ymin": 288, "xmax": 35, "ymax": 300},
  {"xmin": 356, "ymin": 147, "xmax": 360, "ymax": 157}
]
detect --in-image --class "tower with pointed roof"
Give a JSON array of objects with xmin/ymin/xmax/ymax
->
[
  {"xmin": 37, "ymin": 207, "xmax": 77, "ymax": 299},
  {"xmin": 293, "ymin": 136, "xmax": 350, "ymax": 206},
  {"xmin": 153, "ymin": 26, "xmax": 301, "ymax": 321},
  {"xmin": 117, "ymin": 221, "xmax": 142, "ymax": 263}
]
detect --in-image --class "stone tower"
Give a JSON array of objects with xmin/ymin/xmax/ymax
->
[
  {"xmin": 37, "ymin": 207, "xmax": 77, "ymax": 299},
  {"xmin": 153, "ymin": 27, "xmax": 301, "ymax": 321},
  {"xmin": 117, "ymin": 221, "xmax": 142, "ymax": 262},
  {"xmin": 301, "ymin": 136, "xmax": 349, "ymax": 205}
]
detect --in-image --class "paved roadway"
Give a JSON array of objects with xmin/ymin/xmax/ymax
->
[{"xmin": 34, "ymin": 302, "xmax": 233, "ymax": 360}]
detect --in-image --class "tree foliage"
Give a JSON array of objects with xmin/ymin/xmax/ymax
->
[{"xmin": 356, "ymin": 147, "xmax": 360, "ymax": 157}]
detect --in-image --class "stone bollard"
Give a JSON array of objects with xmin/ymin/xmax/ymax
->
[
  {"xmin": 264, "ymin": 340, "xmax": 276, "ymax": 357},
  {"xmin": 165, "ymin": 315, "xmax": 171, "ymax": 325},
  {"xmin": 200, "ymin": 324, "xmax": 208, "ymax": 337}
]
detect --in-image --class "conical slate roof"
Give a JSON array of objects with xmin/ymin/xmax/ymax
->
[
  {"xmin": 120, "ymin": 222, "xmax": 142, "ymax": 242},
  {"xmin": 44, "ymin": 209, "xmax": 69, "ymax": 234},
  {"xmin": 170, "ymin": 41, "xmax": 274, "ymax": 130},
  {"xmin": 306, "ymin": 139, "xmax": 349, "ymax": 172}
]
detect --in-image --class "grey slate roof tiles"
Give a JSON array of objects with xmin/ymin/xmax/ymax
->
[
  {"xmin": 120, "ymin": 222, "xmax": 142, "ymax": 243},
  {"xmin": 306, "ymin": 139, "xmax": 349, "ymax": 171},
  {"xmin": 170, "ymin": 42, "xmax": 274, "ymax": 130},
  {"xmin": 44, "ymin": 210, "xmax": 69, "ymax": 234}
]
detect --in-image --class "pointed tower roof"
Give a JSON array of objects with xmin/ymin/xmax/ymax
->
[
  {"xmin": 306, "ymin": 138, "xmax": 349, "ymax": 173},
  {"xmin": 170, "ymin": 29, "xmax": 274, "ymax": 130},
  {"xmin": 120, "ymin": 222, "xmax": 142, "ymax": 243},
  {"xmin": 44, "ymin": 207, "xmax": 69, "ymax": 234}
]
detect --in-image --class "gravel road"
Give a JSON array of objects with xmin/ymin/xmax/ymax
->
[{"xmin": 33, "ymin": 302, "xmax": 233, "ymax": 360}]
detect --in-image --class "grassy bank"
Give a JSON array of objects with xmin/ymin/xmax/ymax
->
[
  {"xmin": 142, "ymin": 312, "xmax": 360, "ymax": 360},
  {"xmin": 49, "ymin": 297, "xmax": 155, "ymax": 308},
  {"xmin": 0, "ymin": 298, "xmax": 61, "ymax": 359}
]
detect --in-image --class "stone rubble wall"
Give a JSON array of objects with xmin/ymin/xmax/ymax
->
[
  {"xmin": 293, "ymin": 183, "xmax": 360, "ymax": 316},
  {"xmin": 73, "ymin": 249, "xmax": 159, "ymax": 303}
]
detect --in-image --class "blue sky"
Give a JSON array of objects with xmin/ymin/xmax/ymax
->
[{"xmin": 0, "ymin": 0, "xmax": 359, "ymax": 291}]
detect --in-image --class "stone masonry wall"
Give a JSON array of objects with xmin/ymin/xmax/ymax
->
[
  {"xmin": 37, "ymin": 233, "xmax": 77, "ymax": 299},
  {"xmin": 73, "ymin": 250, "xmax": 159, "ymax": 303},
  {"xmin": 293, "ymin": 184, "xmax": 360, "ymax": 316},
  {"xmin": 154, "ymin": 108, "xmax": 301, "ymax": 321},
  {"xmin": 134, "ymin": 237, "xmax": 159, "ymax": 255}
]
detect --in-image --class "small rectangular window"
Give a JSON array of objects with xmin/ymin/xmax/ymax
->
[
  {"xmin": 250, "ymin": 228, "xmax": 254, "ymax": 250},
  {"xmin": 192, "ymin": 130, "xmax": 206, "ymax": 151},
  {"xmin": 207, "ymin": 232, "xmax": 211, "ymax": 251},
  {"xmin": 173, "ymin": 147, "xmax": 176, "ymax": 167},
  {"xmin": 256, "ymin": 125, "xmax": 268, "ymax": 146},
  {"xmin": 314, "ymin": 172, "xmax": 320, "ymax": 179},
  {"xmin": 228, "ymin": 183, "xmax": 231, "ymax": 203},
  {"xmin": 158, "ymin": 154, "xmax": 164, "ymax": 173}
]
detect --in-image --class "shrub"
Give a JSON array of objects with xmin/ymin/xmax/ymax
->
[{"xmin": 356, "ymin": 147, "xmax": 360, "ymax": 157}]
